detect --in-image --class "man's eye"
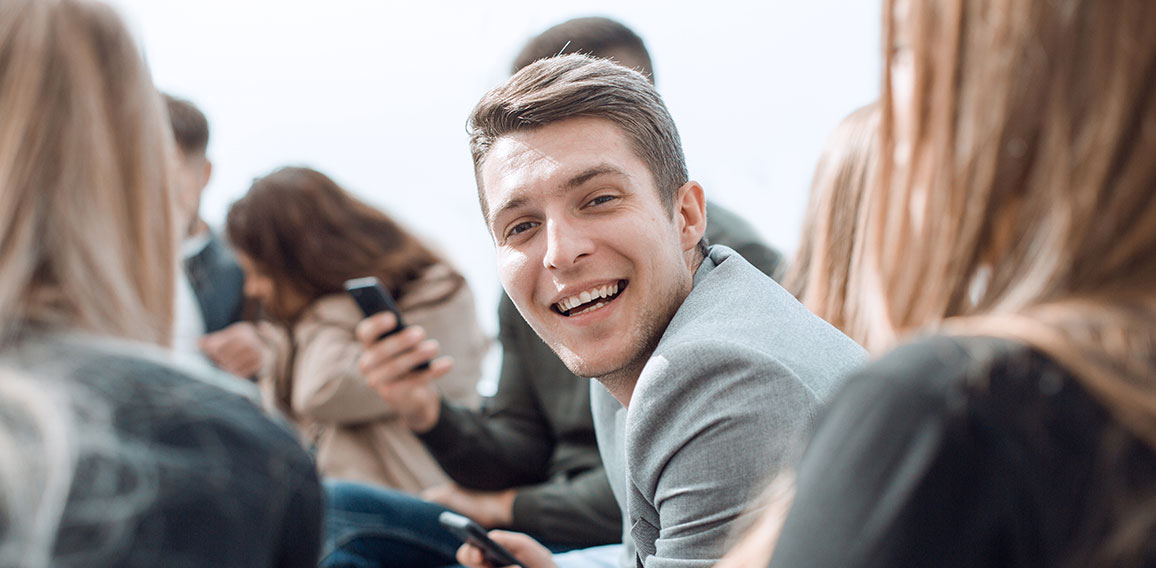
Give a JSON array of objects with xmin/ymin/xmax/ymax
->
[
  {"xmin": 508, "ymin": 221, "xmax": 537, "ymax": 237},
  {"xmin": 589, "ymin": 195, "xmax": 617, "ymax": 206}
]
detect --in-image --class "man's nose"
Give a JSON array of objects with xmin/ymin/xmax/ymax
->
[{"xmin": 542, "ymin": 216, "xmax": 593, "ymax": 270}]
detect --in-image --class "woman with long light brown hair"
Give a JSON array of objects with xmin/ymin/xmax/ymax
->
[
  {"xmin": 782, "ymin": 102, "xmax": 879, "ymax": 346},
  {"xmin": 766, "ymin": 0, "xmax": 1156, "ymax": 565},
  {"xmin": 226, "ymin": 166, "xmax": 488, "ymax": 493},
  {"xmin": 0, "ymin": 0, "xmax": 322, "ymax": 565}
]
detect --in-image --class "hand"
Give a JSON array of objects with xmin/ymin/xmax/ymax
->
[
  {"xmin": 456, "ymin": 530, "xmax": 556, "ymax": 568},
  {"xmin": 199, "ymin": 321, "xmax": 266, "ymax": 378},
  {"xmin": 422, "ymin": 483, "xmax": 516, "ymax": 528},
  {"xmin": 355, "ymin": 311, "xmax": 453, "ymax": 432}
]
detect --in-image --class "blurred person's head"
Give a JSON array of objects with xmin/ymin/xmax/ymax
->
[
  {"xmin": 225, "ymin": 166, "xmax": 462, "ymax": 323},
  {"xmin": 467, "ymin": 54, "xmax": 707, "ymax": 387},
  {"xmin": 162, "ymin": 93, "xmax": 213, "ymax": 238},
  {"xmin": 782, "ymin": 103, "xmax": 879, "ymax": 346},
  {"xmin": 0, "ymin": 0, "xmax": 177, "ymax": 347},
  {"xmin": 512, "ymin": 16, "xmax": 654, "ymax": 83}
]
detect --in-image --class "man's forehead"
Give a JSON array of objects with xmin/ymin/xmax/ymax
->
[{"xmin": 481, "ymin": 121, "xmax": 639, "ymax": 210}]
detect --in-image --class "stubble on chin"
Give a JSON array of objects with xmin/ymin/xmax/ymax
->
[{"xmin": 549, "ymin": 303, "xmax": 670, "ymax": 403}]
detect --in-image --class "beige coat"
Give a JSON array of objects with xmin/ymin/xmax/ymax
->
[{"xmin": 259, "ymin": 264, "xmax": 488, "ymax": 493}]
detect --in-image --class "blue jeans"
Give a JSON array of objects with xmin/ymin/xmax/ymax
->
[
  {"xmin": 321, "ymin": 481, "xmax": 581, "ymax": 568},
  {"xmin": 322, "ymin": 480, "xmax": 460, "ymax": 567}
]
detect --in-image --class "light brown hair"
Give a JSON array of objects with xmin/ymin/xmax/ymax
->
[
  {"xmin": 225, "ymin": 166, "xmax": 463, "ymax": 322},
  {"xmin": 0, "ymin": 0, "xmax": 176, "ymax": 346},
  {"xmin": 869, "ymin": 0, "xmax": 1156, "ymax": 561},
  {"xmin": 782, "ymin": 103, "xmax": 879, "ymax": 345},
  {"xmin": 468, "ymin": 54, "xmax": 688, "ymax": 220}
]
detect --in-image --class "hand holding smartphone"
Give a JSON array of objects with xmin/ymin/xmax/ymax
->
[
  {"xmin": 438, "ymin": 511, "xmax": 526, "ymax": 568},
  {"xmin": 343, "ymin": 276, "xmax": 431, "ymax": 371}
]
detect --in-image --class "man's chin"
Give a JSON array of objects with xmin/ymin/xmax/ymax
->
[{"xmin": 552, "ymin": 346, "xmax": 618, "ymax": 380}]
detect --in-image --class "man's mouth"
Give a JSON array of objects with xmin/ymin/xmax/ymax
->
[{"xmin": 553, "ymin": 280, "xmax": 627, "ymax": 317}]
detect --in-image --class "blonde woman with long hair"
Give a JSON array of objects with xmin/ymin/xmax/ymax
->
[
  {"xmin": 766, "ymin": 0, "xmax": 1156, "ymax": 566},
  {"xmin": 0, "ymin": 0, "xmax": 321, "ymax": 565}
]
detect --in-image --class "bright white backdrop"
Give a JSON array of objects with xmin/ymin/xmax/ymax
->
[{"xmin": 108, "ymin": 0, "xmax": 881, "ymax": 376}]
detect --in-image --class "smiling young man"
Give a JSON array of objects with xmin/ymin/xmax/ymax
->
[{"xmin": 412, "ymin": 53, "xmax": 866, "ymax": 568}]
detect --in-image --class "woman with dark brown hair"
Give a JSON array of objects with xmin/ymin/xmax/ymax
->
[{"xmin": 226, "ymin": 166, "xmax": 488, "ymax": 493}]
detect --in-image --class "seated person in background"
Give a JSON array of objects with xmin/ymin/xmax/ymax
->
[
  {"xmin": 162, "ymin": 93, "xmax": 263, "ymax": 378},
  {"xmin": 366, "ymin": 53, "xmax": 864, "ymax": 568},
  {"xmin": 780, "ymin": 102, "xmax": 878, "ymax": 345},
  {"xmin": 225, "ymin": 166, "xmax": 488, "ymax": 492},
  {"xmin": 321, "ymin": 16, "xmax": 788, "ymax": 567},
  {"xmin": 764, "ymin": 0, "xmax": 1156, "ymax": 565},
  {"xmin": 0, "ymin": 0, "xmax": 322, "ymax": 565}
]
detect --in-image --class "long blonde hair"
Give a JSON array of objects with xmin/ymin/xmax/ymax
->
[
  {"xmin": 0, "ymin": 0, "xmax": 177, "ymax": 347},
  {"xmin": 867, "ymin": 0, "xmax": 1156, "ymax": 447},
  {"xmin": 783, "ymin": 103, "xmax": 879, "ymax": 346}
]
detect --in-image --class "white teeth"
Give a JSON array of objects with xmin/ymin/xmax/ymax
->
[
  {"xmin": 574, "ymin": 301, "xmax": 607, "ymax": 316},
  {"xmin": 556, "ymin": 282, "xmax": 621, "ymax": 314}
]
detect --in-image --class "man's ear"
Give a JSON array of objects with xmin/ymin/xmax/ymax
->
[
  {"xmin": 674, "ymin": 180, "xmax": 707, "ymax": 251},
  {"xmin": 200, "ymin": 158, "xmax": 213, "ymax": 189}
]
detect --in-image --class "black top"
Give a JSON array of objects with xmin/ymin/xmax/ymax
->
[
  {"xmin": 4, "ymin": 334, "xmax": 323, "ymax": 567},
  {"xmin": 771, "ymin": 335, "xmax": 1156, "ymax": 567}
]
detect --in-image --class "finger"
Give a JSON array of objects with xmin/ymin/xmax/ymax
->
[
  {"xmin": 198, "ymin": 334, "xmax": 224, "ymax": 354},
  {"xmin": 359, "ymin": 336, "xmax": 443, "ymax": 385},
  {"xmin": 359, "ymin": 326, "xmax": 426, "ymax": 367},
  {"xmin": 363, "ymin": 354, "xmax": 452, "ymax": 394},
  {"xmin": 456, "ymin": 543, "xmax": 488, "ymax": 568},
  {"xmin": 353, "ymin": 312, "xmax": 400, "ymax": 345},
  {"xmin": 420, "ymin": 484, "xmax": 450, "ymax": 501}
]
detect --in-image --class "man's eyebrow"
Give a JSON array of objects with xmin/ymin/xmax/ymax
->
[
  {"xmin": 565, "ymin": 165, "xmax": 627, "ymax": 189},
  {"xmin": 487, "ymin": 165, "xmax": 629, "ymax": 228},
  {"xmin": 487, "ymin": 196, "xmax": 527, "ymax": 228}
]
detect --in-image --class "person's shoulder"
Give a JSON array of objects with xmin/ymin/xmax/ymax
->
[
  {"xmin": 837, "ymin": 334, "xmax": 1049, "ymax": 424},
  {"xmin": 665, "ymin": 247, "xmax": 866, "ymax": 395},
  {"xmin": 302, "ymin": 293, "xmax": 362, "ymax": 326},
  {"xmin": 680, "ymin": 246, "xmax": 847, "ymax": 343},
  {"xmin": 860, "ymin": 335, "xmax": 1032, "ymax": 391},
  {"xmin": 400, "ymin": 262, "xmax": 470, "ymax": 310},
  {"xmin": 630, "ymin": 337, "xmax": 814, "ymax": 437}
]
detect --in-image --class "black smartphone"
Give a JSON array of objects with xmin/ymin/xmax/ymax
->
[
  {"xmin": 437, "ymin": 511, "xmax": 525, "ymax": 568},
  {"xmin": 343, "ymin": 276, "xmax": 430, "ymax": 371}
]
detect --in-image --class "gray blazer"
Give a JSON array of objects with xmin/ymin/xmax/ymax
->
[{"xmin": 592, "ymin": 245, "xmax": 866, "ymax": 567}]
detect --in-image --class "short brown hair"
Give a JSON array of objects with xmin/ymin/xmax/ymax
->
[
  {"xmin": 512, "ymin": 17, "xmax": 654, "ymax": 83},
  {"xmin": 162, "ymin": 93, "xmax": 209, "ymax": 156},
  {"xmin": 468, "ymin": 54, "xmax": 687, "ymax": 219}
]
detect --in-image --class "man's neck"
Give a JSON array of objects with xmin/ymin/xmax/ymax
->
[
  {"xmin": 593, "ymin": 248, "xmax": 709, "ymax": 408},
  {"xmin": 596, "ymin": 358, "xmax": 648, "ymax": 409}
]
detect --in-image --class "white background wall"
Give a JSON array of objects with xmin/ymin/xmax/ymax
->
[{"xmin": 108, "ymin": 0, "xmax": 881, "ymax": 377}]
